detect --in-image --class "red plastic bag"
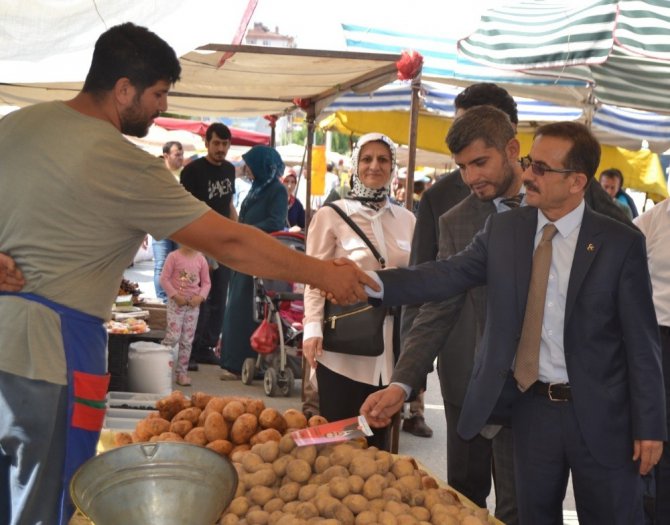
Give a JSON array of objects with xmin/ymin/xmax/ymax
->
[{"xmin": 250, "ymin": 319, "xmax": 279, "ymax": 354}]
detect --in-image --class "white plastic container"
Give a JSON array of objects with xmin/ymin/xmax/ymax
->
[{"xmin": 127, "ymin": 341, "xmax": 172, "ymax": 396}]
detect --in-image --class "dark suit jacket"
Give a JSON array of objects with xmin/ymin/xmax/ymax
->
[
  {"xmin": 380, "ymin": 204, "xmax": 666, "ymax": 468},
  {"xmin": 398, "ymin": 169, "xmax": 471, "ymax": 393},
  {"xmin": 393, "ymin": 195, "xmax": 493, "ymax": 404}
]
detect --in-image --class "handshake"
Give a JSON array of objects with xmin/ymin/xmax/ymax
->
[{"xmin": 318, "ymin": 257, "xmax": 380, "ymax": 306}]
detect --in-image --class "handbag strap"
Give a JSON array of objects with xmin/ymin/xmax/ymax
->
[{"xmin": 324, "ymin": 202, "xmax": 386, "ymax": 269}]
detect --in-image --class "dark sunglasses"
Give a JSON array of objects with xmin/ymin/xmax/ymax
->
[{"xmin": 519, "ymin": 155, "xmax": 576, "ymax": 176}]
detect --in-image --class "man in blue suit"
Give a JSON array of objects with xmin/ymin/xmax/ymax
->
[{"xmin": 362, "ymin": 120, "xmax": 666, "ymax": 524}]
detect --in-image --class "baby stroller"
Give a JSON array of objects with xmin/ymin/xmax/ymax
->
[{"xmin": 241, "ymin": 231, "xmax": 305, "ymax": 397}]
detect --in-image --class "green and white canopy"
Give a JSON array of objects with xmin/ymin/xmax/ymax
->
[{"xmin": 457, "ymin": 0, "xmax": 670, "ymax": 113}]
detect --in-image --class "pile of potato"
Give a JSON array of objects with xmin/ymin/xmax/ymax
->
[
  {"xmin": 113, "ymin": 390, "xmax": 327, "ymax": 456},
  {"xmin": 221, "ymin": 437, "xmax": 492, "ymax": 525}
]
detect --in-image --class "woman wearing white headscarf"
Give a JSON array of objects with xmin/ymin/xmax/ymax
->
[{"xmin": 302, "ymin": 133, "xmax": 416, "ymax": 449}]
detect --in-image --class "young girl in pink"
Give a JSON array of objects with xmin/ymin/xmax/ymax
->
[{"xmin": 159, "ymin": 245, "xmax": 211, "ymax": 386}]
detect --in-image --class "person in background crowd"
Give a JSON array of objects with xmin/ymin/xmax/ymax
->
[
  {"xmin": 303, "ymin": 132, "xmax": 416, "ymax": 451},
  {"xmin": 153, "ymin": 140, "xmax": 184, "ymax": 302},
  {"xmin": 0, "ymin": 23, "xmax": 375, "ymax": 525},
  {"xmin": 220, "ymin": 145, "xmax": 289, "ymax": 380},
  {"xmin": 599, "ymin": 167, "xmax": 638, "ymax": 219},
  {"xmin": 363, "ymin": 121, "xmax": 665, "ymax": 525},
  {"xmin": 180, "ymin": 123, "xmax": 237, "ymax": 369},
  {"xmin": 634, "ymin": 198, "xmax": 670, "ymax": 524},
  {"xmin": 282, "ymin": 168, "xmax": 305, "ymax": 230},
  {"xmin": 160, "ymin": 244, "xmax": 211, "ymax": 386}
]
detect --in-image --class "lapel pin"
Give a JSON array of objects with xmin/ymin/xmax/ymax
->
[{"xmin": 587, "ymin": 243, "xmax": 595, "ymax": 252}]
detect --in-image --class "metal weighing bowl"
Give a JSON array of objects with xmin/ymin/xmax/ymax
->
[{"xmin": 70, "ymin": 442, "xmax": 238, "ymax": 525}]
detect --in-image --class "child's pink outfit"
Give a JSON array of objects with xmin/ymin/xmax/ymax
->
[{"xmin": 159, "ymin": 250, "xmax": 211, "ymax": 383}]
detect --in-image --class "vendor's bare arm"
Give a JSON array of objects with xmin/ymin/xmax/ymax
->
[{"xmin": 171, "ymin": 210, "xmax": 378, "ymax": 304}]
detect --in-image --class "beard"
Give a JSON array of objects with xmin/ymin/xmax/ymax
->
[
  {"xmin": 120, "ymin": 96, "xmax": 156, "ymax": 138},
  {"xmin": 491, "ymin": 158, "xmax": 516, "ymax": 200}
]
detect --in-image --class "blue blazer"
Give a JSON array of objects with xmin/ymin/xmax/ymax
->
[{"xmin": 379, "ymin": 204, "xmax": 666, "ymax": 468}]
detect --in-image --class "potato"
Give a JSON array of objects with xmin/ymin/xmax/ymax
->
[
  {"xmin": 250, "ymin": 428, "xmax": 282, "ymax": 446},
  {"xmin": 207, "ymin": 439, "xmax": 233, "ymax": 456},
  {"xmin": 242, "ymin": 452, "xmax": 266, "ymax": 473},
  {"xmin": 349, "ymin": 454, "xmax": 377, "ymax": 479},
  {"xmin": 293, "ymin": 444, "xmax": 317, "ymax": 466},
  {"xmin": 246, "ymin": 509, "xmax": 270, "ymax": 525},
  {"xmin": 249, "ymin": 486, "xmax": 276, "ymax": 506},
  {"xmin": 230, "ymin": 444, "xmax": 251, "ymax": 460},
  {"xmin": 330, "ymin": 444, "xmax": 355, "ymax": 467},
  {"xmin": 391, "ymin": 458, "xmax": 415, "ymax": 479},
  {"xmin": 327, "ymin": 502, "xmax": 355, "ymax": 524},
  {"xmin": 245, "ymin": 398, "xmax": 266, "ymax": 418},
  {"xmin": 308, "ymin": 415, "xmax": 328, "ymax": 427},
  {"xmin": 283, "ymin": 408, "xmax": 307, "ymax": 429},
  {"xmin": 246, "ymin": 468, "xmax": 277, "ymax": 488},
  {"xmin": 378, "ymin": 510, "xmax": 398, "ymax": 525},
  {"xmin": 343, "ymin": 493, "xmax": 369, "ymax": 514},
  {"xmin": 169, "ymin": 419, "xmax": 193, "ymax": 437},
  {"xmin": 355, "ymin": 510, "xmax": 378, "ymax": 524},
  {"xmin": 263, "ymin": 497, "xmax": 285, "ymax": 514},
  {"xmin": 134, "ymin": 419, "xmax": 155, "ymax": 441},
  {"xmin": 278, "ymin": 481, "xmax": 301, "ymax": 502},
  {"xmin": 295, "ymin": 501, "xmax": 319, "ymax": 520},
  {"xmin": 204, "ymin": 412, "xmax": 230, "ymax": 442},
  {"xmin": 223, "ymin": 400, "xmax": 246, "ymax": 422},
  {"xmin": 191, "ymin": 391, "xmax": 213, "ymax": 409},
  {"xmin": 409, "ymin": 506, "xmax": 430, "ymax": 522},
  {"xmin": 328, "ymin": 476, "xmax": 350, "ymax": 499},
  {"xmin": 156, "ymin": 392, "xmax": 187, "ymax": 420},
  {"xmin": 184, "ymin": 427, "xmax": 208, "ymax": 446},
  {"xmin": 396, "ymin": 515, "xmax": 418, "ymax": 525},
  {"xmin": 286, "ymin": 458, "xmax": 311, "ymax": 483},
  {"xmin": 421, "ymin": 475, "xmax": 439, "ymax": 490},
  {"xmin": 362, "ymin": 474, "xmax": 387, "ymax": 500},
  {"xmin": 205, "ymin": 396, "xmax": 228, "ymax": 414},
  {"xmin": 314, "ymin": 455, "xmax": 330, "ymax": 474},
  {"xmin": 272, "ymin": 454, "xmax": 292, "ymax": 477},
  {"xmin": 156, "ymin": 431, "xmax": 184, "ymax": 442},
  {"xmin": 314, "ymin": 495, "xmax": 340, "ymax": 515},
  {"xmin": 231, "ymin": 413, "xmax": 258, "ymax": 445},
  {"xmin": 259, "ymin": 408, "xmax": 288, "ymax": 432},
  {"xmin": 382, "ymin": 487, "xmax": 402, "ymax": 502},
  {"xmin": 219, "ymin": 514, "xmax": 239, "ymax": 525},
  {"xmin": 227, "ymin": 496, "xmax": 251, "ymax": 517},
  {"xmin": 257, "ymin": 440, "xmax": 280, "ymax": 463},
  {"xmin": 348, "ymin": 474, "xmax": 365, "ymax": 494},
  {"xmin": 173, "ymin": 407, "xmax": 202, "ymax": 426},
  {"xmin": 113, "ymin": 432, "xmax": 133, "ymax": 446},
  {"xmin": 279, "ymin": 433, "xmax": 296, "ymax": 454},
  {"xmin": 321, "ymin": 464, "xmax": 349, "ymax": 482},
  {"xmin": 298, "ymin": 483, "xmax": 318, "ymax": 501}
]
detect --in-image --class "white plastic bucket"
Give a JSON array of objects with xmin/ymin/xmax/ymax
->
[{"xmin": 127, "ymin": 342, "xmax": 172, "ymax": 396}]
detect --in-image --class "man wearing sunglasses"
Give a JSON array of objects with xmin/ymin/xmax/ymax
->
[{"xmin": 363, "ymin": 120, "xmax": 665, "ymax": 524}]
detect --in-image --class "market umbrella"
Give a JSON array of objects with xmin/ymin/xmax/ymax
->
[{"xmin": 457, "ymin": 0, "xmax": 670, "ymax": 114}]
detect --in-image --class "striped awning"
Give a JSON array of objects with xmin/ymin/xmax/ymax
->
[
  {"xmin": 457, "ymin": 0, "xmax": 670, "ymax": 113},
  {"xmin": 323, "ymin": 81, "xmax": 670, "ymax": 152}
]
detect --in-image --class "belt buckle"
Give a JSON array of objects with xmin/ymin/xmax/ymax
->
[{"xmin": 547, "ymin": 382, "xmax": 568, "ymax": 402}]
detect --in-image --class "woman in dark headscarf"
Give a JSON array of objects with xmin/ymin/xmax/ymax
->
[{"xmin": 220, "ymin": 146, "xmax": 288, "ymax": 379}]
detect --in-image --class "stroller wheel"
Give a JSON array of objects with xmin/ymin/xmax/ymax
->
[
  {"xmin": 264, "ymin": 368, "xmax": 280, "ymax": 397},
  {"xmin": 241, "ymin": 358, "xmax": 256, "ymax": 385},
  {"xmin": 278, "ymin": 368, "xmax": 295, "ymax": 397}
]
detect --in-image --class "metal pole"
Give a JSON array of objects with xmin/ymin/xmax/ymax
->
[
  {"xmin": 305, "ymin": 106, "xmax": 316, "ymax": 228},
  {"xmin": 404, "ymin": 73, "xmax": 422, "ymax": 211}
]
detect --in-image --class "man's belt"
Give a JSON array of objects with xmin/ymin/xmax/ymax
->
[{"xmin": 532, "ymin": 381, "xmax": 571, "ymax": 401}]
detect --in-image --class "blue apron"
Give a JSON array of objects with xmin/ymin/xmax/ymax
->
[{"xmin": 1, "ymin": 292, "xmax": 109, "ymax": 524}]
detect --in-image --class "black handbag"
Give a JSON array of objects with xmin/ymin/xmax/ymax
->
[{"xmin": 321, "ymin": 203, "xmax": 387, "ymax": 357}]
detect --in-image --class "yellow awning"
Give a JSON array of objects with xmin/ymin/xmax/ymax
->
[{"xmin": 321, "ymin": 110, "xmax": 668, "ymax": 202}]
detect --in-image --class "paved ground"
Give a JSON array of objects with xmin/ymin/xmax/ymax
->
[{"xmin": 124, "ymin": 259, "xmax": 579, "ymax": 524}]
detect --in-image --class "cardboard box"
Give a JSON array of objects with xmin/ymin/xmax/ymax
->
[{"xmin": 142, "ymin": 303, "xmax": 167, "ymax": 331}]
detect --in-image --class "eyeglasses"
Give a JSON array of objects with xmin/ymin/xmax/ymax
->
[{"xmin": 519, "ymin": 155, "xmax": 576, "ymax": 176}]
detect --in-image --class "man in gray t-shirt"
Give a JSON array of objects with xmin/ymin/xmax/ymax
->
[{"xmin": 0, "ymin": 23, "xmax": 374, "ymax": 525}]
